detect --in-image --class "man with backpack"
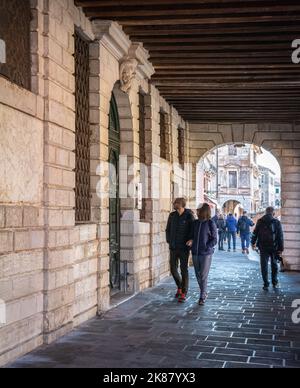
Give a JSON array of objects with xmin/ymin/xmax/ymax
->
[
  {"xmin": 251, "ymin": 207, "xmax": 284, "ymax": 291},
  {"xmin": 237, "ymin": 211, "xmax": 254, "ymax": 255},
  {"xmin": 226, "ymin": 213, "xmax": 238, "ymax": 252}
]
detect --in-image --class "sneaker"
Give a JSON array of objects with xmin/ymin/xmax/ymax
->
[
  {"xmin": 198, "ymin": 294, "xmax": 207, "ymax": 305},
  {"xmin": 228, "ymin": 249, "xmax": 231, "ymax": 252},
  {"xmin": 246, "ymin": 248, "xmax": 250, "ymax": 255},
  {"xmin": 263, "ymin": 285, "xmax": 269, "ymax": 291},
  {"xmin": 242, "ymin": 250, "xmax": 246, "ymax": 254},
  {"xmin": 178, "ymin": 293, "xmax": 186, "ymax": 303},
  {"xmin": 273, "ymin": 282, "xmax": 280, "ymax": 290},
  {"xmin": 175, "ymin": 288, "xmax": 182, "ymax": 298}
]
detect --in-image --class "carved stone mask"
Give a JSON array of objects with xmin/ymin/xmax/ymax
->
[{"xmin": 120, "ymin": 58, "xmax": 138, "ymax": 93}]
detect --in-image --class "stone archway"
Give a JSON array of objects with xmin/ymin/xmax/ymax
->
[
  {"xmin": 222, "ymin": 200, "xmax": 243, "ymax": 217},
  {"xmin": 111, "ymin": 83, "xmax": 140, "ymax": 295},
  {"xmin": 189, "ymin": 122, "xmax": 300, "ymax": 270}
]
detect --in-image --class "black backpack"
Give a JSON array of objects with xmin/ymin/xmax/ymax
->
[
  {"xmin": 239, "ymin": 218, "xmax": 248, "ymax": 233},
  {"xmin": 258, "ymin": 219, "xmax": 276, "ymax": 251}
]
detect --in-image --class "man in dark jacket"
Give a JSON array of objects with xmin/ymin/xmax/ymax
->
[
  {"xmin": 166, "ymin": 198, "xmax": 195, "ymax": 303},
  {"xmin": 216, "ymin": 214, "xmax": 226, "ymax": 251},
  {"xmin": 251, "ymin": 207, "xmax": 284, "ymax": 291},
  {"xmin": 226, "ymin": 214, "xmax": 238, "ymax": 252},
  {"xmin": 237, "ymin": 211, "xmax": 255, "ymax": 255}
]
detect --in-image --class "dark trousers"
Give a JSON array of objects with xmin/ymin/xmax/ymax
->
[
  {"xmin": 260, "ymin": 251, "xmax": 279, "ymax": 287},
  {"xmin": 228, "ymin": 231, "xmax": 237, "ymax": 250},
  {"xmin": 241, "ymin": 233, "xmax": 251, "ymax": 250},
  {"xmin": 192, "ymin": 254, "xmax": 213, "ymax": 298},
  {"xmin": 170, "ymin": 249, "xmax": 190, "ymax": 294},
  {"xmin": 218, "ymin": 231, "xmax": 224, "ymax": 250}
]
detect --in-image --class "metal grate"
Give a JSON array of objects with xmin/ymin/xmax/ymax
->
[
  {"xmin": 178, "ymin": 127, "xmax": 185, "ymax": 167},
  {"xmin": 0, "ymin": 0, "xmax": 31, "ymax": 90},
  {"xmin": 139, "ymin": 93, "xmax": 146, "ymax": 220},
  {"xmin": 159, "ymin": 111, "xmax": 167, "ymax": 160},
  {"xmin": 139, "ymin": 93, "xmax": 146, "ymax": 165},
  {"xmin": 75, "ymin": 31, "xmax": 91, "ymax": 223}
]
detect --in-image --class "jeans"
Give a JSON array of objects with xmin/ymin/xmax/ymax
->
[
  {"xmin": 192, "ymin": 254, "xmax": 213, "ymax": 298},
  {"xmin": 227, "ymin": 231, "xmax": 237, "ymax": 250},
  {"xmin": 218, "ymin": 231, "xmax": 224, "ymax": 250},
  {"xmin": 240, "ymin": 233, "xmax": 251, "ymax": 250},
  {"xmin": 260, "ymin": 251, "xmax": 279, "ymax": 287},
  {"xmin": 170, "ymin": 249, "xmax": 190, "ymax": 294}
]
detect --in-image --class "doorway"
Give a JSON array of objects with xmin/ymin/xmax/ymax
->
[{"xmin": 109, "ymin": 94, "xmax": 121, "ymax": 295}]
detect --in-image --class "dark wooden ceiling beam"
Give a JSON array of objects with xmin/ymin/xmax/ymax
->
[
  {"xmin": 78, "ymin": 1, "xmax": 300, "ymax": 122},
  {"xmin": 76, "ymin": 0, "xmax": 294, "ymax": 7},
  {"xmin": 124, "ymin": 24, "xmax": 300, "ymax": 36},
  {"xmin": 86, "ymin": 15, "xmax": 300, "ymax": 26},
  {"xmin": 80, "ymin": 5, "xmax": 300, "ymax": 18}
]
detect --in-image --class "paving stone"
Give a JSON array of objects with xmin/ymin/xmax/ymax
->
[{"xmin": 7, "ymin": 248, "xmax": 300, "ymax": 369}]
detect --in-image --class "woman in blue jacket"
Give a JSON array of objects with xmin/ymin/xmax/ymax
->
[{"xmin": 188, "ymin": 204, "xmax": 218, "ymax": 305}]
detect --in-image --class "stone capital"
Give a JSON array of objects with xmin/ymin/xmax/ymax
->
[
  {"xmin": 128, "ymin": 42, "xmax": 155, "ymax": 81},
  {"xmin": 92, "ymin": 20, "xmax": 131, "ymax": 61}
]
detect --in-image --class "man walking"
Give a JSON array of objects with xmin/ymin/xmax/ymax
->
[
  {"xmin": 212, "ymin": 210, "xmax": 219, "ymax": 226},
  {"xmin": 237, "ymin": 211, "xmax": 254, "ymax": 254},
  {"xmin": 251, "ymin": 207, "xmax": 284, "ymax": 291},
  {"xmin": 216, "ymin": 213, "xmax": 226, "ymax": 251},
  {"xmin": 226, "ymin": 213, "xmax": 238, "ymax": 252},
  {"xmin": 166, "ymin": 198, "xmax": 195, "ymax": 303}
]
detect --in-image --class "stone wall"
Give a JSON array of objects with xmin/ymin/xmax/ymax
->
[
  {"xmin": 0, "ymin": 0, "xmax": 189, "ymax": 366},
  {"xmin": 189, "ymin": 122, "xmax": 300, "ymax": 270}
]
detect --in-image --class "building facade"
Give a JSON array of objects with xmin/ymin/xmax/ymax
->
[
  {"xmin": 198, "ymin": 144, "xmax": 262, "ymax": 215},
  {"xmin": 259, "ymin": 166, "xmax": 276, "ymax": 210}
]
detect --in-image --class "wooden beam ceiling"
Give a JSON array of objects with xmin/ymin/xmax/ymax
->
[{"xmin": 76, "ymin": 0, "xmax": 300, "ymax": 122}]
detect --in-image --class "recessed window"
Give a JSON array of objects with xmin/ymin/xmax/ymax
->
[
  {"xmin": 160, "ymin": 111, "xmax": 168, "ymax": 160},
  {"xmin": 229, "ymin": 171, "xmax": 238, "ymax": 189},
  {"xmin": 0, "ymin": 0, "xmax": 31, "ymax": 90},
  {"xmin": 74, "ymin": 30, "xmax": 91, "ymax": 223},
  {"xmin": 228, "ymin": 145, "xmax": 237, "ymax": 156},
  {"xmin": 178, "ymin": 127, "xmax": 185, "ymax": 167}
]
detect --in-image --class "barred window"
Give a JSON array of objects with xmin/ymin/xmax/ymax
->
[
  {"xmin": 139, "ymin": 92, "xmax": 146, "ymax": 220},
  {"xmin": 74, "ymin": 30, "xmax": 91, "ymax": 223},
  {"xmin": 178, "ymin": 127, "xmax": 185, "ymax": 167},
  {"xmin": 139, "ymin": 93, "xmax": 146, "ymax": 165},
  {"xmin": 160, "ymin": 111, "xmax": 168, "ymax": 160},
  {"xmin": 0, "ymin": 0, "xmax": 31, "ymax": 90}
]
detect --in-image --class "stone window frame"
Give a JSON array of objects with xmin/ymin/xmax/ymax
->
[{"xmin": 228, "ymin": 170, "xmax": 238, "ymax": 189}]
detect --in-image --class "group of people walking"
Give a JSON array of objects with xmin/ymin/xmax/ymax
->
[
  {"xmin": 212, "ymin": 210, "xmax": 254, "ymax": 254},
  {"xmin": 166, "ymin": 198, "xmax": 284, "ymax": 305}
]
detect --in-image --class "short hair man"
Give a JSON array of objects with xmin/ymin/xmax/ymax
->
[
  {"xmin": 237, "ymin": 211, "xmax": 254, "ymax": 255},
  {"xmin": 251, "ymin": 207, "xmax": 284, "ymax": 291},
  {"xmin": 166, "ymin": 198, "xmax": 195, "ymax": 303}
]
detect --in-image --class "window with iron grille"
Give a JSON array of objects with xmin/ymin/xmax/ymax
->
[
  {"xmin": 74, "ymin": 30, "xmax": 91, "ymax": 223},
  {"xmin": 178, "ymin": 127, "xmax": 185, "ymax": 168},
  {"xmin": 139, "ymin": 93, "xmax": 146, "ymax": 165},
  {"xmin": 0, "ymin": 0, "xmax": 31, "ymax": 90},
  {"xmin": 159, "ymin": 111, "xmax": 168, "ymax": 160},
  {"xmin": 139, "ymin": 92, "xmax": 146, "ymax": 220}
]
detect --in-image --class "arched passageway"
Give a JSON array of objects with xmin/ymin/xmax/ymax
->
[{"xmin": 189, "ymin": 123, "xmax": 297, "ymax": 270}]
